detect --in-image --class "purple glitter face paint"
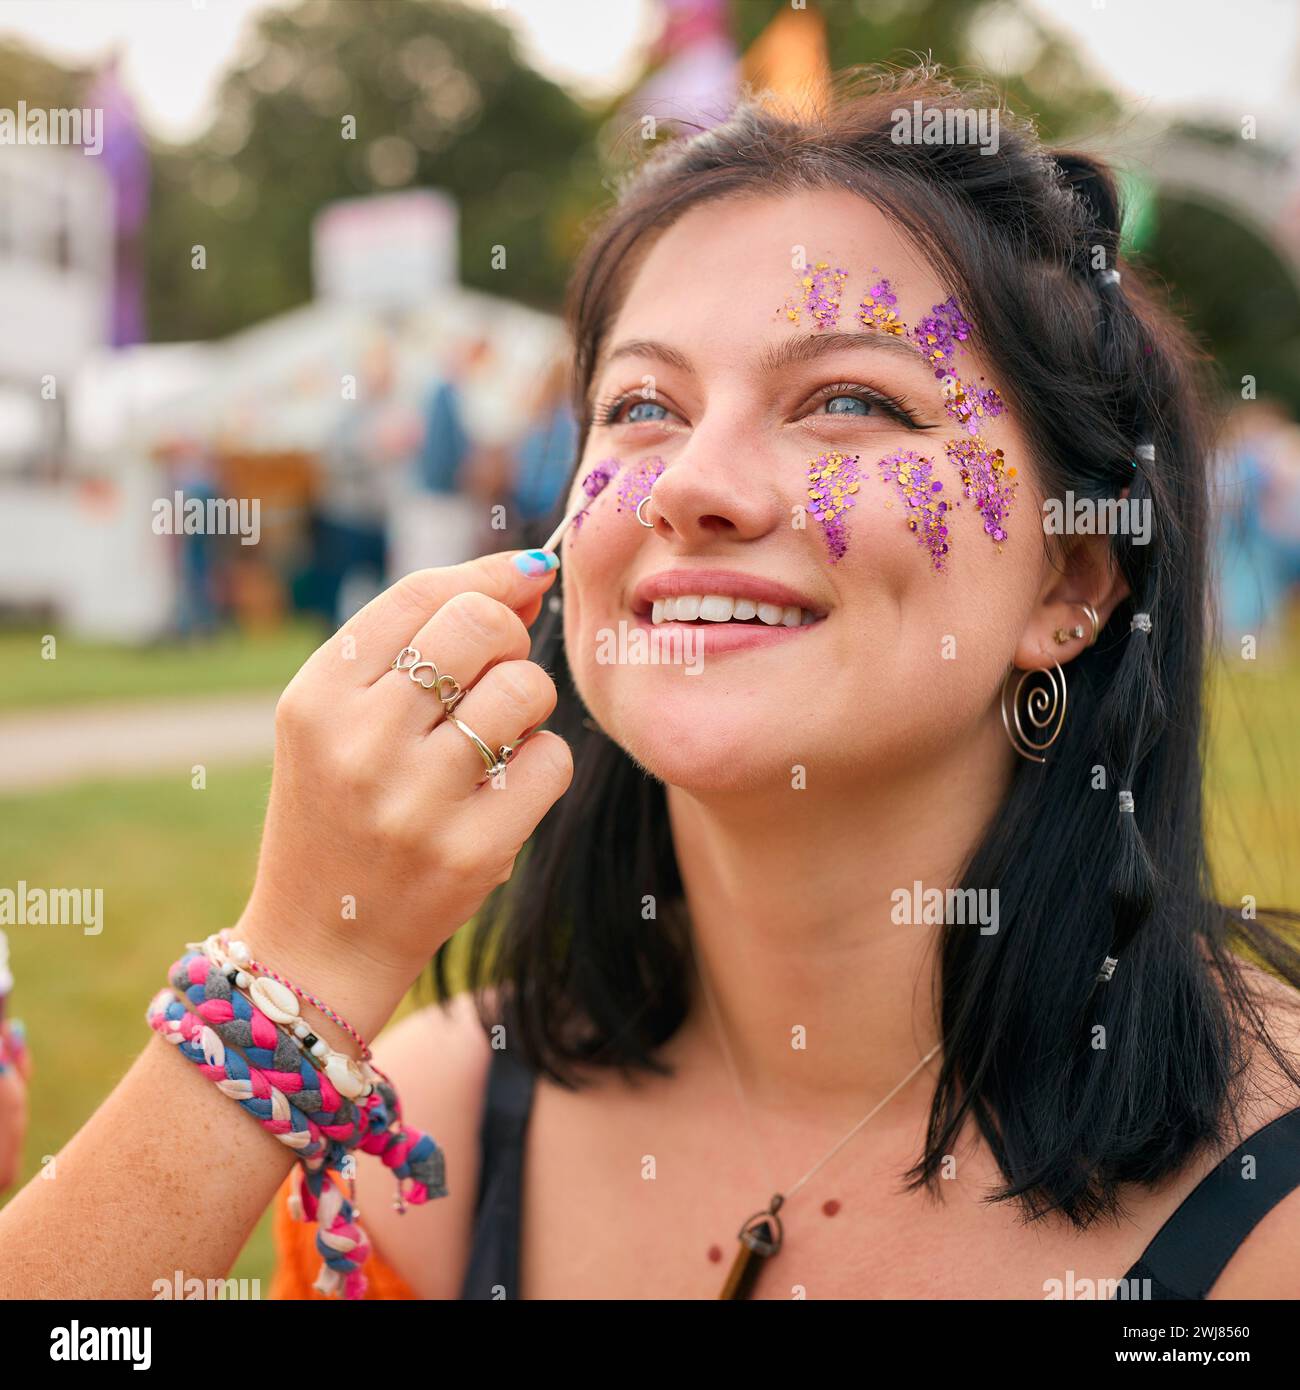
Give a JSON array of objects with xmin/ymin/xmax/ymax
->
[
  {"xmin": 946, "ymin": 437, "xmax": 1018, "ymax": 546},
  {"xmin": 911, "ymin": 295, "xmax": 971, "ymax": 377},
  {"xmin": 570, "ymin": 457, "xmax": 622, "ymax": 531},
  {"xmin": 941, "ymin": 376, "xmax": 1005, "ymax": 435},
  {"xmin": 806, "ymin": 451, "xmax": 862, "ymax": 563},
  {"xmin": 910, "ymin": 294, "xmax": 1005, "ymax": 434},
  {"xmin": 616, "ymin": 455, "xmax": 666, "ymax": 516},
  {"xmin": 781, "ymin": 260, "xmax": 848, "ymax": 332},
  {"xmin": 856, "ymin": 275, "xmax": 904, "ymax": 335},
  {"xmin": 877, "ymin": 449, "xmax": 953, "ymax": 572}
]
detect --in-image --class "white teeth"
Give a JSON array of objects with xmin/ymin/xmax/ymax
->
[
  {"xmin": 699, "ymin": 594, "xmax": 735, "ymax": 622},
  {"xmin": 647, "ymin": 593, "xmax": 819, "ymax": 627}
]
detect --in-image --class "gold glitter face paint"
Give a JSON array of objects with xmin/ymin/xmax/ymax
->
[
  {"xmin": 806, "ymin": 451, "xmax": 862, "ymax": 562},
  {"xmin": 907, "ymin": 295, "xmax": 1006, "ymax": 435},
  {"xmin": 945, "ymin": 437, "xmax": 1018, "ymax": 547},
  {"xmin": 780, "ymin": 260, "xmax": 848, "ymax": 332},
  {"xmin": 616, "ymin": 455, "xmax": 667, "ymax": 517},
  {"xmin": 856, "ymin": 273, "xmax": 905, "ymax": 335},
  {"xmin": 877, "ymin": 449, "xmax": 955, "ymax": 572}
]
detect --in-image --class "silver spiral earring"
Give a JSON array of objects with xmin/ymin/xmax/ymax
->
[{"xmin": 1000, "ymin": 660, "xmax": 1068, "ymax": 763}]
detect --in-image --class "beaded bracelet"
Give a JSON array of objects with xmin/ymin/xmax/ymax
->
[
  {"xmin": 194, "ymin": 931, "xmax": 375, "ymax": 1093},
  {"xmin": 148, "ymin": 948, "xmax": 447, "ymax": 1298},
  {"xmin": 208, "ymin": 928, "xmax": 374, "ymax": 1061}
]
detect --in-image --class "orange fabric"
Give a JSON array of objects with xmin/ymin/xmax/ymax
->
[{"xmin": 268, "ymin": 1172, "xmax": 419, "ymax": 1300}]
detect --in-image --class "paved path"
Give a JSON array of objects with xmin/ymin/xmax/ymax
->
[{"xmin": 0, "ymin": 693, "xmax": 278, "ymax": 792}]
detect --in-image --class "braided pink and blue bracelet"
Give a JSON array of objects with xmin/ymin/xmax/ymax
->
[{"xmin": 148, "ymin": 947, "xmax": 447, "ymax": 1298}]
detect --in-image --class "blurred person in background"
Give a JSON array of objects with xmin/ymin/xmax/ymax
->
[
  {"xmin": 159, "ymin": 433, "xmax": 223, "ymax": 639},
  {"xmin": 385, "ymin": 335, "xmax": 493, "ymax": 580},
  {"xmin": 507, "ymin": 353, "xmax": 579, "ymax": 544},
  {"xmin": 1214, "ymin": 398, "xmax": 1300, "ymax": 652},
  {"xmin": 308, "ymin": 331, "xmax": 415, "ymax": 625}
]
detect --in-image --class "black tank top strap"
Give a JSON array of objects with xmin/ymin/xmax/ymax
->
[
  {"xmin": 458, "ymin": 1042, "xmax": 536, "ymax": 1300},
  {"xmin": 1118, "ymin": 1105, "xmax": 1300, "ymax": 1299}
]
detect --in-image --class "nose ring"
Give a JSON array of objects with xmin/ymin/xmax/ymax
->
[{"xmin": 635, "ymin": 496, "xmax": 655, "ymax": 529}]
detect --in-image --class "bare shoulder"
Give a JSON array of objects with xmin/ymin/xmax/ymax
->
[
  {"xmin": 352, "ymin": 987, "xmax": 499, "ymax": 1299},
  {"xmin": 1207, "ymin": 961, "xmax": 1300, "ymax": 1298}
]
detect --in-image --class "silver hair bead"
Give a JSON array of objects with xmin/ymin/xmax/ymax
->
[
  {"xmin": 1134, "ymin": 443, "xmax": 1155, "ymax": 462},
  {"xmin": 1097, "ymin": 955, "xmax": 1119, "ymax": 983},
  {"xmin": 1131, "ymin": 612, "xmax": 1152, "ymax": 633},
  {"xmin": 1118, "ymin": 790, "xmax": 1135, "ymax": 813},
  {"xmin": 1096, "ymin": 268, "xmax": 1121, "ymax": 286}
]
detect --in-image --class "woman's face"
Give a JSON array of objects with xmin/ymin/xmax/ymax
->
[{"xmin": 560, "ymin": 188, "xmax": 1047, "ymax": 794}]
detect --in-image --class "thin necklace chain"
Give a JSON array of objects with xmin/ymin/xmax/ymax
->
[{"xmin": 692, "ymin": 945, "xmax": 942, "ymax": 1205}]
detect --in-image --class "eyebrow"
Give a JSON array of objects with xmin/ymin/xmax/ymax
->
[{"xmin": 597, "ymin": 329, "xmax": 929, "ymax": 386}]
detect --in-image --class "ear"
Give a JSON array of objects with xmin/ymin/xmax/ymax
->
[{"xmin": 1012, "ymin": 533, "xmax": 1130, "ymax": 671}]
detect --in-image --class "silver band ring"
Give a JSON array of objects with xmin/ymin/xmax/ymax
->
[
  {"xmin": 448, "ymin": 716, "xmax": 516, "ymax": 780},
  {"xmin": 391, "ymin": 646, "xmax": 466, "ymax": 716},
  {"xmin": 635, "ymin": 496, "xmax": 655, "ymax": 529}
]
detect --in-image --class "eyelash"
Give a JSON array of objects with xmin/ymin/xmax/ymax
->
[{"xmin": 591, "ymin": 382, "xmax": 928, "ymax": 430}]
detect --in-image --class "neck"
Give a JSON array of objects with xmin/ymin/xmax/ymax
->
[{"xmin": 665, "ymin": 716, "xmax": 1011, "ymax": 1127}]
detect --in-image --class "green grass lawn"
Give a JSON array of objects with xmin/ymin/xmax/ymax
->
[
  {"xmin": 0, "ymin": 621, "xmax": 326, "ymax": 712},
  {"xmin": 0, "ymin": 762, "xmax": 436, "ymax": 1290},
  {"xmin": 0, "ymin": 648, "xmax": 1296, "ymax": 1293}
]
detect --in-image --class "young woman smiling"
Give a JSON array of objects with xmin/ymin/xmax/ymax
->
[{"xmin": 3, "ymin": 67, "xmax": 1299, "ymax": 1303}]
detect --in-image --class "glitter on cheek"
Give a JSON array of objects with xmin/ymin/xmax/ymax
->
[
  {"xmin": 878, "ymin": 449, "xmax": 954, "ymax": 572},
  {"xmin": 616, "ymin": 455, "xmax": 667, "ymax": 515},
  {"xmin": 806, "ymin": 451, "xmax": 862, "ymax": 563},
  {"xmin": 945, "ymin": 436, "xmax": 1018, "ymax": 547},
  {"xmin": 569, "ymin": 456, "xmax": 623, "ymax": 532},
  {"xmin": 780, "ymin": 260, "xmax": 849, "ymax": 332}
]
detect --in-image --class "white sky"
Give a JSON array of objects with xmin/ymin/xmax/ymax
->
[{"xmin": 0, "ymin": 0, "xmax": 1292, "ymax": 141}]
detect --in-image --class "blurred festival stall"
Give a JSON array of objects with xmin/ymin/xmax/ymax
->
[{"xmin": 1, "ymin": 0, "xmax": 1299, "ymax": 648}]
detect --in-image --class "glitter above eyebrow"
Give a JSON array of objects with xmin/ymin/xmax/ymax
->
[
  {"xmin": 857, "ymin": 275, "xmax": 905, "ymax": 336},
  {"xmin": 780, "ymin": 260, "xmax": 848, "ymax": 332}
]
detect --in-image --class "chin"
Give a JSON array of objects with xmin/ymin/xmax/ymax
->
[{"xmin": 597, "ymin": 686, "xmax": 799, "ymax": 795}]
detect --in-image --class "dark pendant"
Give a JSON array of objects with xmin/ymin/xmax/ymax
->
[{"xmin": 718, "ymin": 1200, "xmax": 784, "ymax": 1300}]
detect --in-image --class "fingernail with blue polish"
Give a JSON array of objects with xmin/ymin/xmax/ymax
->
[{"xmin": 514, "ymin": 549, "xmax": 560, "ymax": 576}]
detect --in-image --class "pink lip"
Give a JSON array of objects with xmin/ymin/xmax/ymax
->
[
  {"xmin": 630, "ymin": 567, "xmax": 825, "ymax": 617},
  {"xmin": 631, "ymin": 613, "xmax": 823, "ymax": 653}
]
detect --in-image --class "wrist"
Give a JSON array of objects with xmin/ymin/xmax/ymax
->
[{"xmin": 231, "ymin": 895, "xmax": 421, "ymax": 1049}]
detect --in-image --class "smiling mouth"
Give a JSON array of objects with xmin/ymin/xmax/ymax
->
[{"xmin": 649, "ymin": 594, "xmax": 820, "ymax": 627}]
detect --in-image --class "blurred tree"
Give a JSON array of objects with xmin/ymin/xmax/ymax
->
[
  {"xmin": 0, "ymin": 40, "xmax": 86, "ymax": 110},
  {"xmin": 146, "ymin": 0, "xmax": 604, "ymax": 340},
  {"xmin": 729, "ymin": 0, "xmax": 1121, "ymax": 138}
]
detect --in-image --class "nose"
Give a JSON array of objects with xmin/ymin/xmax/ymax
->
[{"xmin": 640, "ymin": 422, "xmax": 783, "ymax": 546}]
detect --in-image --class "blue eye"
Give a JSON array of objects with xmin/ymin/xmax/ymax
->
[
  {"xmin": 824, "ymin": 395, "xmax": 872, "ymax": 416},
  {"xmin": 625, "ymin": 399, "xmax": 668, "ymax": 423}
]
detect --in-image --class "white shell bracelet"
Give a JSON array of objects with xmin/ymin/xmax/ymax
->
[{"xmin": 193, "ymin": 932, "xmax": 377, "ymax": 1101}]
